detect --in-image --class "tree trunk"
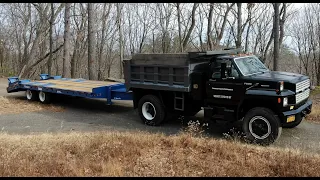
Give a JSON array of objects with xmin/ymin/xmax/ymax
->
[
  {"xmin": 182, "ymin": 3, "xmax": 198, "ymax": 50},
  {"xmin": 176, "ymin": 3, "xmax": 183, "ymax": 52},
  {"xmin": 47, "ymin": 3, "xmax": 54, "ymax": 75},
  {"xmin": 152, "ymin": 32, "xmax": 155, "ymax": 53},
  {"xmin": 116, "ymin": 3, "xmax": 124, "ymax": 79},
  {"xmin": 215, "ymin": 3, "xmax": 235, "ymax": 47},
  {"xmin": 0, "ymin": 46, "xmax": 3, "ymax": 73},
  {"xmin": 207, "ymin": 3, "xmax": 214, "ymax": 50},
  {"xmin": 63, "ymin": 3, "xmax": 71, "ymax": 78},
  {"xmin": 236, "ymin": 3, "xmax": 242, "ymax": 48},
  {"xmin": 279, "ymin": 3, "xmax": 286, "ymax": 47},
  {"xmin": 88, "ymin": 3, "xmax": 97, "ymax": 80},
  {"xmin": 244, "ymin": 5, "xmax": 252, "ymax": 53},
  {"xmin": 98, "ymin": 4, "xmax": 111, "ymax": 80},
  {"xmin": 273, "ymin": 3, "xmax": 280, "ymax": 71}
]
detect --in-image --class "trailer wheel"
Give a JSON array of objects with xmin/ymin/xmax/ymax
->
[
  {"xmin": 242, "ymin": 107, "xmax": 282, "ymax": 145},
  {"xmin": 38, "ymin": 91, "xmax": 52, "ymax": 104},
  {"xmin": 138, "ymin": 95, "xmax": 166, "ymax": 126},
  {"xmin": 26, "ymin": 90, "xmax": 38, "ymax": 101}
]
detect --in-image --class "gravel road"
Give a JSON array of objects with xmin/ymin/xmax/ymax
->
[{"xmin": 0, "ymin": 78, "xmax": 319, "ymax": 154}]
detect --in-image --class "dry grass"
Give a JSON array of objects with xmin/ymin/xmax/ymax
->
[
  {"xmin": 0, "ymin": 96, "xmax": 64, "ymax": 115},
  {"xmin": 307, "ymin": 87, "xmax": 320, "ymax": 123},
  {"xmin": 0, "ymin": 130, "xmax": 318, "ymax": 177},
  {"xmin": 306, "ymin": 103, "xmax": 320, "ymax": 123}
]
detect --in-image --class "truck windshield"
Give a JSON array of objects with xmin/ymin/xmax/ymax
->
[{"xmin": 234, "ymin": 56, "xmax": 269, "ymax": 76}]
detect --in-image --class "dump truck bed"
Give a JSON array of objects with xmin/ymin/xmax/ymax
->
[{"xmin": 123, "ymin": 53, "xmax": 213, "ymax": 92}]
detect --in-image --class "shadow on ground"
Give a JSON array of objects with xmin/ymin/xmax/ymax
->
[{"xmin": 8, "ymin": 94, "xmax": 243, "ymax": 139}]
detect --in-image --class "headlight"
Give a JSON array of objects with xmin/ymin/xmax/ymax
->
[{"xmin": 283, "ymin": 97, "xmax": 288, "ymax": 107}]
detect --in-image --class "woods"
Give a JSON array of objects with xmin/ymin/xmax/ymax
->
[{"xmin": 0, "ymin": 3, "xmax": 319, "ymax": 84}]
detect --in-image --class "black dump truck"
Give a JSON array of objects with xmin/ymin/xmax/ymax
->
[{"xmin": 124, "ymin": 49, "xmax": 312, "ymax": 145}]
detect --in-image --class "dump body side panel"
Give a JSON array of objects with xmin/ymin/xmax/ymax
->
[
  {"xmin": 124, "ymin": 53, "xmax": 213, "ymax": 94},
  {"xmin": 124, "ymin": 54, "xmax": 191, "ymax": 92}
]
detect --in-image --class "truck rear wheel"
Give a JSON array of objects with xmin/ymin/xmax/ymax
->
[
  {"xmin": 138, "ymin": 95, "xmax": 166, "ymax": 126},
  {"xmin": 38, "ymin": 91, "xmax": 52, "ymax": 104},
  {"xmin": 242, "ymin": 107, "xmax": 282, "ymax": 145},
  {"xmin": 26, "ymin": 90, "xmax": 38, "ymax": 101}
]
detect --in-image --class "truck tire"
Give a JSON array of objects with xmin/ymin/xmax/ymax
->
[
  {"xmin": 138, "ymin": 95, "xmax": 166, "ymax": 126},
  {"xmin": 282, "ymin": 117, "xmax": 303, "ymax": 128},
  {"xmin": 26, "ymin": 90, "xmax": 38, "ymax": 101},
  {"xmin": 38, "ymin": 91, "xmax": 52, "ymax": 104},
  {"xmin": 242, "ymin": 107, "xmax": 282, "ymax": 145}
]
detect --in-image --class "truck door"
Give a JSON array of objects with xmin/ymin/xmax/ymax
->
[{"xmin": 206, "ymin": 58, "xmax": 246, "ymax": 107}]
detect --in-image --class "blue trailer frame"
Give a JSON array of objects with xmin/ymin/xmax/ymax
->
[{"xmin": 6, "ymin": 74, "xmax": 133, "ymax": 105}]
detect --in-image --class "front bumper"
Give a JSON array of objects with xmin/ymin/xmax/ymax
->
[{"xmin": 281, "ymin": 100, "xmax": 312, "ymax": 124}]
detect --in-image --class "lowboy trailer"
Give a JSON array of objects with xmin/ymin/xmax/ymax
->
[{"xmin": 7, "ymin": 74, "xmax": 133, "ymax": 105}]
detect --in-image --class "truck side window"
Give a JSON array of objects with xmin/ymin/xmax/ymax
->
[
  {"xmin": 229, "ymin": 64, "xmax": 239, "ymax": 78},
  {"xmin": 211, "ymin": 59, "xmax": 231, "ymax": 79}
]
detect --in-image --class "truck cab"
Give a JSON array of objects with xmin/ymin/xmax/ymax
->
[
  {"xmin": 203, "ymin": 53, "xmax": 312, "ymax": 144},
  {"xmin": 124, "ymin": 49, "xmax": 312, "ymax": 145}
]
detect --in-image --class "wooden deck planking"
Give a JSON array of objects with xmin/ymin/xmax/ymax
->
[
  {"xmin": 39, "ymin": 79, "xmax": 116, "ymax": 86},
  {"xmin": 25, "ymin": 79, "xmax": 120, "ymax": 93},
  {"xmin": 48, "ymin": 84, "xmax": 93, "ymax": 93},
  {"xmin": 33, "ymin": 79, "xmax": 118, "ymax": 89}
]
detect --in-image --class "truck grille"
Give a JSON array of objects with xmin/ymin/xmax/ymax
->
[
  {"xmin": 296, "ymin": 88, "xmax": 310, "ymax": 104},
  {"xmin": 296, "ymin": 79, "xmax": 310, "ymax": 93}
]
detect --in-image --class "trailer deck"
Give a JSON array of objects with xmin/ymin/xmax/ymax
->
[{"xmin": 7, "ymin": 74, "xmax": 132, "ymax": 105}]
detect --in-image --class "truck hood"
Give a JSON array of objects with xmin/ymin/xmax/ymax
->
[{"xmin": 244, "ymin": 71, "xmax": 308, "ymax": 84}]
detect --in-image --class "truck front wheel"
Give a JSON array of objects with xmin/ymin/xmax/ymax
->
[
  {"xmin": 138, "ymin": 95, "xmax": 166, "ymax": 126},
  {"xmin": 242, "ymin": 107, "xmax": 282, "ymax": 145}
]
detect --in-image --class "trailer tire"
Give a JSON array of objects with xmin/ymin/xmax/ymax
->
[
  {"xmin": 242, "ymin": 107, "xmax": 282, "ymax": 145},
  {"xmin": 26, "ymin": 90, "xmax": 38, "ymax": 101},
  {"xmin": 138, "ymin": 95, "xmax": 166, "ymax": 126},
  {"xmin": 38, "ymin": 91, "xmax": 52, "ymax": 104}
]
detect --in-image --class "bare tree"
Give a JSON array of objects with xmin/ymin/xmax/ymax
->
[
  {"xmin": 71, "ymin": 3, "xmax": 87, "ymax": 78},
  {"xmin": 62, "ymin": 3, "xmax": 71, "ymax": 78},
  {"xmin": 182, "ymin": 3, "xmax": 198, "ymax": 51},
  {"xmin": 279, "ymin": 3, "xmax": 287, "ymax": 46},
  {"xmin": 176, "ymin": 3, "xmax": 183, "ymax": 52},
  {"xmin": 87, "ymin": 3, "xmax": 97, "ymax": 80},
  {"xmin": 47, "ymin": 3, "xmax": 54, "ymax": 75},
  {"xmin": 236, "ymin": 3, "xmax": 242, "ymax": 48},
  {"xmin": 273, "ymin": 3, "xmax": 280, "ymax": 71},
  {"xmin": 97, "ymin": 3, "xmax": 111, "ymax": 80},
  {"xmin": 207, "ymin": 3, "xmax": 235, "ymax": 50},
  {"xmin": 116, "ymin": 3, "xmax": 124, "ymax": 78}
]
